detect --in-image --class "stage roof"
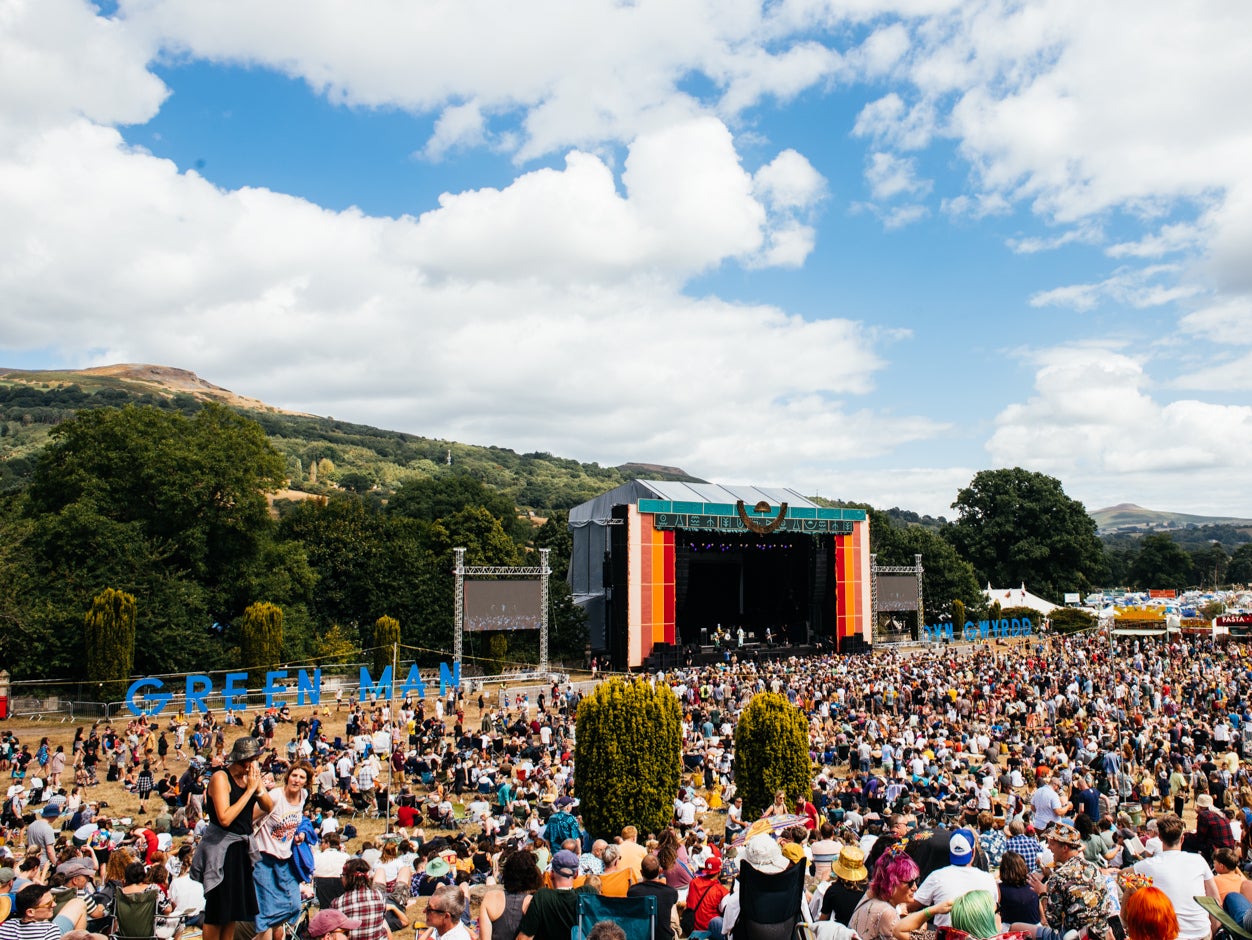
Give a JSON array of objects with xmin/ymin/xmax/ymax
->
[{"xmin": 570, "ymin": 480, "xmax": 827, "ymax": 527}]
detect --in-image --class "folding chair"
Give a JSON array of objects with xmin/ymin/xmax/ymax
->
[
  {"xmin": 733, "ymin": 860, "xmax": 806, "ymax": 940},
  {"xmin": 113, "ymin": 888, "xmax": 160, "ymax": 940},
  {"xmin": 1196, "ymin": 895, "xmax": 1252, "ymax": 940},
  {"xmin": 572, "ymin": 893, "xmax": 657, "ymax": 940},
  {"xmin": 348, "ymin": 790, "xmax": 375, "ymax": 819}
]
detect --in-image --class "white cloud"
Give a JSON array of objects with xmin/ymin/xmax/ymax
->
[
  {"xmin": 1007, "ymin": 224, "xmax": 1101, "ymax": 255},
  {"xmin": 851, "ymin": 23, "xmax": 911, "ymax": 77},
  {"xmin": 987, "ymin": 346, "xmax": 1252, "ymax": 514},
  {"xmin": 1171, "ymin": 298, "xmax": 1252, "ymax": 391},
  {"xmin": 115, "ymin": 0, "xmax": 851, "ymax": 160},
  {"xmin": 0, "ymin": 0, "xmax": 167, "ymax": 130},
  {"xmin": 865, "ymin": 151, "xmax": 929, "ymax": 200},
  {"xmin": 1029, "ymin": 265, "xmax": 1202, "ymax": 312},
  {"xmin": 753, "ymin": 149, "xmax": 826, "ymax": 211},
  {"xmin": 908, "ymin": 1, "xmax": 1252, "ymax": 226},
  {"xmin": 1106, "ymin": 222, "xmax": 1203, "ymax": 260},
  {"xmin": 406, "ymin": 118, "xmax": 796, "ymax": 281},
  {"xmin": 422, "ymin": 101, "xmax": 487, "ymax": 162},
  {"xmin": 1178, "ymin": 298, "xmax": 1252, "ymax": 344},
  {"xmin": 852, "ymin": 93, "xmax": 936, "ymax": 151},
  {"xmin": 941, "ymin": 192, "xmax": 1010, "ymax": 218}
]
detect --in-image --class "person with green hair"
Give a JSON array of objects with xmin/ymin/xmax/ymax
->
[{"xmin": 950, "ymin": 890, "xmax": 1000, "ymax": 940}]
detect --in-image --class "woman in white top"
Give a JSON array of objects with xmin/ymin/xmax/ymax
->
[{"xmin": 252, "ymin": 761, "xmax": 311, "ymax": 940}]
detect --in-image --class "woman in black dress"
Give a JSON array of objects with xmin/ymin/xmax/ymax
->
[{"xmin": 192, "ymin": 736, "xmax": 274, "ymax": 940}]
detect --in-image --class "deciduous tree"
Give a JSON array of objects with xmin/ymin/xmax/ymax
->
[
  {"xmin": 945, "ymin": 468, "xmax": 1106, "ymax": 602},
  {"xmin": 1129, "ymin": 534, "xmax": 1193, "ymax": 590}
]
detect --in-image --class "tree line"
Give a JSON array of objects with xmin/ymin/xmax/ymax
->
[
  {"xmin": 1, "ymin": 403, "xmax": 1245, "ymax": 690},
  {"xmin": 0, "ymin": 404, "xmax": 584, "ymax": 689}
]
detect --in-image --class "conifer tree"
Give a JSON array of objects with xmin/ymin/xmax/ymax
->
[
  {"xmin": 84, "ymin": 588, "xmax": 136, "ymax": 702},
  {"xmin": 733, "ymin": 691, "xmax": 812, "ymax": 817},
  {"xmin": 373, "ymin": 615, "xmax": 400, "ymax": 676},
  {"xmin": 238, "ymin": 601, "xmax": 284, "ymax": 685},
  {"xmin": 575, "ymin": 677, "xmax": 681, "ymax": 838}
]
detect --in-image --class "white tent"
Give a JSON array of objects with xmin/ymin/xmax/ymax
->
[{"xmin": 983, "ymin": 583, "xmax": 1059, "ymax": 616}]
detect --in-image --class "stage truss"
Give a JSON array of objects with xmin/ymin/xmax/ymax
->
[
  {"xmin": 453, "ymin": 547, "xmax": 552, "ymax": 674},
  {"xmin": 870, "ymin": 553, "xmax": 924, "ymax": 645}
]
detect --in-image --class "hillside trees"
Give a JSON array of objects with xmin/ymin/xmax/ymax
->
[
  {"xmin": 1229, "ymin": 544, "xmax": 1252, "ymax": 586},
  {"xmin": 946, "ymin": 468, "xmax": 1107, "ymax": 601},
  {"xmin": 276, "ymin": 496, "xmax": 429, "ymax": 645},
  {"xmin": 7, "ymin": 405, "xmax": 306, "ymax": 678},
  {"xmin": 274, "ymin": 492, "xmax": 586, "ymax": 665},
  {"xmin": 389, "ymin": 474, "xmax": 526, "ymax": 541},
  {"xmin": 1129, "ymin": 534, "xmax": 1193, "ymax": 590},
  {"xmin": 870, "ymin": 509, "xmax": 981, "ymax": 621}
]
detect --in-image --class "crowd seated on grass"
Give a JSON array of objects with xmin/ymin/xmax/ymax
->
[{"xmin": 5, "ymin": 631, "xmax": 1252, "ymax": 940}]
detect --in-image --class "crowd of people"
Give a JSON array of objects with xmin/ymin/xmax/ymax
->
[{"xmin": 2, "ymin": 629, "xmax": 1252, "ymax": 940}]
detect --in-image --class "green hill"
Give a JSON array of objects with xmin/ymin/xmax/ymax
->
[
  {"xmin": 1090, "ymin": 502, "xmax": 1252, "ymax": 534},
  {"xmin": 0, "ymin": 364, "xmax": 704, "ymax": 509}
]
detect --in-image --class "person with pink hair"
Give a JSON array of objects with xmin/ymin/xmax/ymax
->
[{"xmin": 849, "ymin": 849, "xmax": 923, "ymax": 940}]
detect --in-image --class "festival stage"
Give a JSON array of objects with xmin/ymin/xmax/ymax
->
[
  {"xmin": 569, "ymin": 481, "xmax": 873, "ymax": 670},
  {"xmin": 644, "ymin": 641, "xmax": 827, "ymax": 672}
]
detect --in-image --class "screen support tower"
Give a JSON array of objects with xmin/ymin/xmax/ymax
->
[{"xmin": 454, "ymin": 547, "xmax": 552, "ymax": 675}]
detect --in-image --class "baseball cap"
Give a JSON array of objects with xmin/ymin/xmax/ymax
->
[
  {"xmin": 57, "ymin": 858, "xmax": 96, "ymax": 879},
  {"xmin": 0, "ymin": 867, "xmax": 15, "ymax": 885},
  {"xmin": 552, "ymin": 849, "xmax": 580, "ymax": 876},
  {"xmin": 309, "ymin": 910, "xmax": 362, "ymax": 938},
  {"xmin": 949, "ymin": 828, "xmax": 975, "ymax": 866}
]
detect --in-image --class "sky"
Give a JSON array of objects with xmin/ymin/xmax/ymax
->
[{"xmin": 3, "ymin": 0, "xmax": 1252, "ymax": 519}]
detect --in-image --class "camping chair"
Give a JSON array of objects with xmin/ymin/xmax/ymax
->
[
  {"xmin": 1196, "ymin": 895, "xmax": 1252, "ymax": 940},
  {"xmin": 315, "ymin": 876, "xmax": 347, "ymax": 910},
  {"xmin": 572, "ymin": 893, "xmax": 657, "ymax": 940},
  {"xmin": 348, "ymin": 790, "xmax": 375, "ymax": 819},
  {"xmin": 113, "ymin": 888, "xmax": 169, "ymax": 940},
  {"xmin": 733, "ymin": 860, "xmax": 806, "ymax": 940}
]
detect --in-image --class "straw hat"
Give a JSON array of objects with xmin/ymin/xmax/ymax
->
[{"xmin": 832, "ymin": 845, "xmax": 868, "ymax": 883}]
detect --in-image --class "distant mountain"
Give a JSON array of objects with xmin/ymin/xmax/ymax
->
[
  {"xmin": 1091, "ymin": 502, "xmax": 1252, "ymax": 534},
  {"xmin": 0, "ymin": 364, "xmax": 701, "ymax": 509}
]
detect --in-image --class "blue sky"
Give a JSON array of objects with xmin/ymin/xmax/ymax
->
[{"xmin": 2, "ymin": 0, "xmax": 1251, "ymax": 518}]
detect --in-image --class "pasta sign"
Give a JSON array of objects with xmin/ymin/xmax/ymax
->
[
  {"xmin": 124, "ymin": 662, "xmax": 461, "ymax": 716},
  {"xmin": 922, "ymin": 617, "xmax": 1033, "ymax": 642}
]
